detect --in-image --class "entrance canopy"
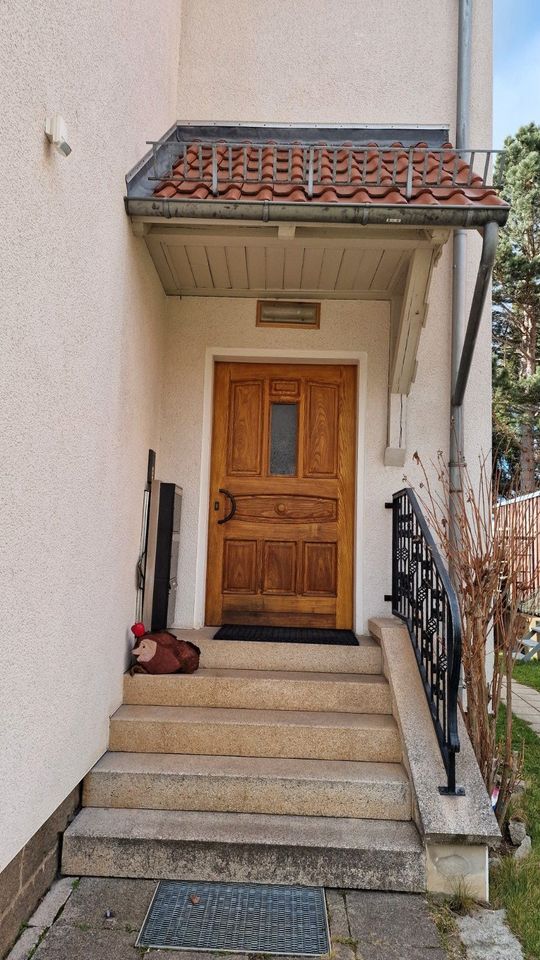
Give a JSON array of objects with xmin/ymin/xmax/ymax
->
[{"xmin": 125, "ymin": 124, "xmax": 509, "ymax": 400}]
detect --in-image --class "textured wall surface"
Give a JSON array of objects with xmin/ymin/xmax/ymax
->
[
  {"xmin": 0, "ymin": 0, "xmax": 181, "ymax": 872},
  {"xmin": 177, "ymin": 0, "xmax": 491, "ymax": 141}
]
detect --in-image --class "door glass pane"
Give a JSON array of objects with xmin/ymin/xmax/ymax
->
[{"xmin": 270, "ymin": 403, "xmax": 298, "ymax": 475}]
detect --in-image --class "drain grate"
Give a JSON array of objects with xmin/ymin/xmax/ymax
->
[{"xmin": 136, "ymin": 881, "xmax": 330, "ymax": 955}]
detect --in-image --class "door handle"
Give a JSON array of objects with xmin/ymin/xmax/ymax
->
[{"xmin": 218, "ymin": 488, "xmax": 237, "ymax": 524}]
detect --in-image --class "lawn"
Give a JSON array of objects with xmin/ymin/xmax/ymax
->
[
  {"xmin": 490, "ymin": 706, "xmax": 540, "ymax": 960},
  {"xmin": 513, "ymin": 660, "xmax": 540, "ymax": 693}
]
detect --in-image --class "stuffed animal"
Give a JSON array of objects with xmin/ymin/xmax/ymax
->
[{"xmin": 130, "ymin": 622, "xmax": 200, "ymax": 675}]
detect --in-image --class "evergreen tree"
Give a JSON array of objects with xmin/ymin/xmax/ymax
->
[{"xmin": 492, "ymin": 123, "xmax": 540, "ymax": 493}]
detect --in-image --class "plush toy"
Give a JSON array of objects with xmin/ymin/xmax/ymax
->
[{"xmin": 130, "ymin": 622, "xmax": 200, "ymax": 675}]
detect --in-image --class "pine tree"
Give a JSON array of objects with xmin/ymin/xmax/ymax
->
[{"xmin": 492, "ymin": 123, "xmax": 540, "ymax": 493}]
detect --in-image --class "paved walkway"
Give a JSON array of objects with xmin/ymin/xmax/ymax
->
[
  {"xmin": 8, "ymin": 877, "xmax": 452, "ymax": 960},
  {"xmin": 503, "ymin": 680, "xmax": 540, "ymax": 735}
]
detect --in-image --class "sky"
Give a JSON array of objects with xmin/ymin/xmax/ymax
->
[{"xmin": 493, "ymin": 0, "xmax": 540, "ymax": 146}]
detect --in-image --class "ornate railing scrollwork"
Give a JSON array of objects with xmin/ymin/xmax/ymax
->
[{"xmin": 390, "ymin": 488, "xmax": 463, "ymax": 796}]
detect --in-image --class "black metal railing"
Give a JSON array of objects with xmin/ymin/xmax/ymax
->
[{"xmin": 389, "ymin": 488, "xmax": 463, "ymax": 795}]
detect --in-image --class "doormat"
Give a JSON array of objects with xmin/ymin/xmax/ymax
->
[
  {"xmin": 213, "ymin": 624, "xmax": 358, "ymax": 645},
  {"xmin": 136, "ymin": 880, "xmax": 330, "ymax": 955}
]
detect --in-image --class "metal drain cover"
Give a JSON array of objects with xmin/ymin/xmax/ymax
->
[{"xmin": 136, "ymin": 880, "xmax": 330, "ymax": 955}]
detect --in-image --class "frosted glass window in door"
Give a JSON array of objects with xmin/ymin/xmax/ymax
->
[{"xmin": 270, "ymin": 403, "xmax": 298, "ymax": 475}]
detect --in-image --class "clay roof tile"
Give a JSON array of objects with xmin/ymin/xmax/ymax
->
[{"xmin": 154, "ymin": 139, "xmax": 506, "ymax": 211}]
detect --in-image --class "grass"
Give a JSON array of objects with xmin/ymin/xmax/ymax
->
[
  {"xmin": 428, "ymin": 898, "xmax": 467, "ymax": 960},
  {"xmin": 490, "ymin": 706, "xmax": 540, "ymax": 960},
  {"xmin": 513, "ymin": 659, "xmax": 540, "ymax": 693}
]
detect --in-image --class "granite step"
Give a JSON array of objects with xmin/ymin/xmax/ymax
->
[
  {"xmin": 83, "ymin": 752, "xmax": 412, "ymax": 820},
  {"xmin": 123, "ymin": 668, "xmax": 392, "ymax": 714},
  {"xmin": 173, "ymin": 631, "xmax": 382, "ymax": 675},
  {"xmin": 108, "ymin": 704, "xmax": 402, "ymax": 763},
  {"xmin": 62, "ymin": 807, "xmax": 425, "ymax": 891}
]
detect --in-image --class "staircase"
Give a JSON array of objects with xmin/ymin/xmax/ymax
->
[{"xmin": 62, "ymin": 634, "xmax": 425, "ymax": 890}]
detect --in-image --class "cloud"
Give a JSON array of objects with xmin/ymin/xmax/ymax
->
[{"xmin": 494, "ymin": 28, "xmax": 540, "ymax": 146}]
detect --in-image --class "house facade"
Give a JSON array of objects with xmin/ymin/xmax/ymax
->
[{"xmin": 1, "ymin": 2, "xmax": 505, "ymax": 953}]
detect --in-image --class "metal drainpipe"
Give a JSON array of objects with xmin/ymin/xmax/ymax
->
[{"xmin": 449, "ymin": 0, "xmax": 473, "ymax": 557}]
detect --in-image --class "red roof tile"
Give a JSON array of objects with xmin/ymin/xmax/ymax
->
[{"xmin": 153, "ymin": 140, "xmax": 507, "ymax": 209}]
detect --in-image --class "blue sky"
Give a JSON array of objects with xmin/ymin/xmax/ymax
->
[{"xmin": 494, "ymin": 0, "xmax": 540, "ymax": 145}]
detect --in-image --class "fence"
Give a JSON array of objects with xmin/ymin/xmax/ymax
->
[{"xmin": 496, "ymin": 491, "xmax": 540, "ymax": 615}]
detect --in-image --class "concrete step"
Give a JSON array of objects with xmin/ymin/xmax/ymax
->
[
  {"xmin": 83, "ymin": 752, "xmax": 412, "ymax": 820},
  {"xmin": 123, "ymin": 668, "xmax": 392, "ymax": 714},
  {"xmin": 172, "ymin": 630, "xmax": 382, "ymax": 675},
  {"xmin": 108, "ymin": 704, "xmax": 401, "ymax": 763},
  {"xmin": 61, "ymin": 807, "xmax": 425, "ymax": 892}
]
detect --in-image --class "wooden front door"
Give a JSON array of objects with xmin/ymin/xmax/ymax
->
[{"xmin": 206, "ymin": 362, "xmax": 356, "ymax": 628}]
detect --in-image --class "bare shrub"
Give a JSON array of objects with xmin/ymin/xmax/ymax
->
[{"xmin": 409, "ymin": 451, "xmax": 532, "ymax": 827}]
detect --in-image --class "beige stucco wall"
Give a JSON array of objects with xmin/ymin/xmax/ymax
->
[
  {"xmin": 177, "ymin": 0, "xmax": 491, "ymax": 144},
  {"xmin": 158, "ymin": 241, "xmax": 455, "ymax": 631},
  {"xmin": 0, "ymin": 1, "xmax": 182, "ymax": 872}
]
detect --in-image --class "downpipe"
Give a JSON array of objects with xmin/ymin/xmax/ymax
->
[
  {"xmin": 452, "ymin": 221, "xmax": 499, "ymax": 408},
  {"xmin": 449, "ymin": 0, "xmax": 473, "ymax": 558}
]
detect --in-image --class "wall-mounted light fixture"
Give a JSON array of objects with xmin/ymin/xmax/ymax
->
[
  {"xmin": 256, "ymin": 300, "xmax": 320, "ymax": 329},
  {"xmin": 45, "ymin": 115, "xmax": 72, "ymax": 157}
]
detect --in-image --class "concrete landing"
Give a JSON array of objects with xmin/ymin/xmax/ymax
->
[{"xmin": 173, "ymin": 630, "xmax": 383, "ymax": 674}]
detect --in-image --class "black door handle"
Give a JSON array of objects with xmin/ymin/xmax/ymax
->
[{"xmin": 218, "ymin": 488, "xmax": 237, "ymax": 524}]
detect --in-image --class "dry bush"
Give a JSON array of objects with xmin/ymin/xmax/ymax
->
[{"xmin": 410, "ymin": 451, "xmax": 532, "ymax": 827}]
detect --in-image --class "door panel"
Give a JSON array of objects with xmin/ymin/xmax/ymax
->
[
  {"xmin": 227, "ymin": 380, "xmax": 264, "ymax": 475},
  {"xmin": 304, "ymin": 382, "xmax": 339, "ymax": 477},
  {"xmin": 222, "ymin": 540, "xmax": 258, "ymax": 594},
  {"xmin": 262, "ymin": 541, "xmax": 297, "ymax": 595},
  {"xmin": 206, "ymin": 362, "xmax": 356, "ymax": 628},
  {"xmin": 302, "ymin": 541, "xmax": 337, "ymax": 596}
]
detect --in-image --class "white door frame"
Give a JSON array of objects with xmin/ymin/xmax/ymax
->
[{"xmin": 193, "ymin": 347, "xmax": 368, "ymax": 634}]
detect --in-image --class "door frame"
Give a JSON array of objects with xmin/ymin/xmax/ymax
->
[{"xmin": 194, "ymin": 347, "xmax": 368, "ymax": 633}]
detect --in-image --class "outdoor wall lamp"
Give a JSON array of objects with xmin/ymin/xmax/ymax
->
[{"xmin": 45, "ymin": 115, "xmax": 72, "ymax": 157}]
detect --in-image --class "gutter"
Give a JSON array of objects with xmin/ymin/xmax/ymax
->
[{"xmin": 125, "ymin": 196, "xmax": 508, "ymax": 230}]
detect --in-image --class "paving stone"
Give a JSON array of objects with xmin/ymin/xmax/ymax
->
[
  {"xmin": 5, "ymin": 926, "xmax": 45, "ymax": 960},
  {"xmin": 456, "ymin": 908, "xmax": 524, "ymax": 960},
  {"xmin": 32, "ymin": 925, "xmax": 141, "ymax": 960},
  {"xmin": 29, "ymin": 878, "xmax": 76, "ymax": 928},
  {"xmin": 346, "ymin": 891, "xmax": 445, "ymax": 958},
  {"xmin": 326, "ymin": 888, "xmax": 350, "ymax": 939},
  {"xmin": 331, "ymin": 942, "xmax": 355, "ymax": 960},
  {"xmin": 57, "ymin": 877, "xmax": 156, "ymax": 931}
]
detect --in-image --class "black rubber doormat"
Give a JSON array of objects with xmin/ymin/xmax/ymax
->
[
  {"xmin": 213, "ymin": 624, "xmax": 358, "ymax": 645},
  {"xmin": 136, "ymin": 880, "xmax": 330, "ymax": 955}
]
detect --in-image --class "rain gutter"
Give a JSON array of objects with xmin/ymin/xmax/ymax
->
[{"xmin": 125, "ymin": 196, "xmax": 507, "ymax": 230}]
